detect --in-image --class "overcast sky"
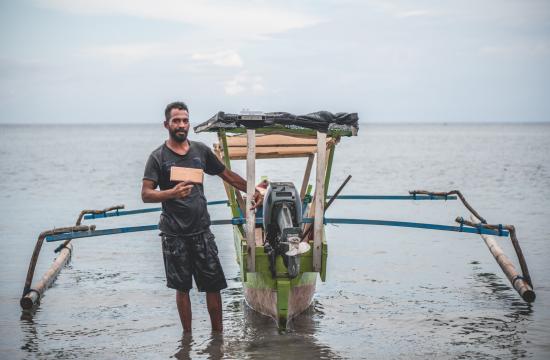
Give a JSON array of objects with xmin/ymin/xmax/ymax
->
[{"xmin": 1, "ymin": 0, "xmax": 549, "ymax": 124}]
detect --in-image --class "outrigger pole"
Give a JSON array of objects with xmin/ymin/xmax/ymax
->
[
  {"xmin": 35, "ymin": 216, "xmax": 512, "ymax": 242},
  {"xmin": 81, "ymin": 196, "xmax": 453, "ymax": 221},
  {"xmin": 466, "ymin": 215, "xmax": 535, "ymax": 302},
  {"xmin": 20, "ymin": 205, "xmax": 124, "ymax": 310},
  {"xmin": 411, "ymin": 189, "xmax": 535, "ymax": 303},
  {"xmin": 20, "ymin": 225, "xmax": 92, "ymax": 310}
]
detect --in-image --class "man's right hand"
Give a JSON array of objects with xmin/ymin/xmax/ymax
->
[{"xmin": 171, "ymin": 182, "xmax": 194, "ymax": 199}]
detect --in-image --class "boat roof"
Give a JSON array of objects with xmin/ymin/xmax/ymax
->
[
  {"xmin": 214, "ymin": 133, "xmax": 339, "ymax": 159},
  {"xmin": 194, "ymin": 111, "xmax": 359, "ymax": 136}
]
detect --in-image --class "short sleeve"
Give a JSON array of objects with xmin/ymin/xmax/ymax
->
[
  {"xmin": 204, "ymin": 147, "xmax": 226, "ymax": 176},
  {"xmin": 143, "ymin": 153, "xmax": 161, "ymax": 185}
]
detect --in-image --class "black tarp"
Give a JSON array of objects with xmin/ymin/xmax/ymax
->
[{"xmin": 194, "ymin": 111, "xmax": 359, "ymax": 134}]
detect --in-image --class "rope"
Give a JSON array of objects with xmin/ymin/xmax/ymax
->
[
  {"xmin": 458, "ymin": 217, "xmax": 464, "ymax": 232},
  {"xmin": 512, "ymin": 275, "xmax": 526, "ymax": 286},
  {"xmin": 54, "ymin": 243, "xmax": 73, "ymax": 254}
]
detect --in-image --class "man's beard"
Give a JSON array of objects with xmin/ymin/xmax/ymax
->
[{"xmin": 169, "ymin": 128, "xmax": 188, "ymax": 143}]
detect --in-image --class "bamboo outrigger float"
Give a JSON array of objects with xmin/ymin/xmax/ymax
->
[{"xmin": 20, "ymin": 110, "xmax": 535, "ymax": 329}]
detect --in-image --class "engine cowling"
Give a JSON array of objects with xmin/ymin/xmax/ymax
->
[{"xmin": 262, "ymin": 182, "xmax": 309, "ymax": 278}]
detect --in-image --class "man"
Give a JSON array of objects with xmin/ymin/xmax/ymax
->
[{"xmin": 142, "ymin": 101, "xmax": 256, "ymax": 333}]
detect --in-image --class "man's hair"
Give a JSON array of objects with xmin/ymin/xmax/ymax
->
[{"xmin": 164, "ymin": 101, "xmax": 189, "ymax": 121}]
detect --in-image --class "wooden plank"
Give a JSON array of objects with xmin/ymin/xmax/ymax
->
[
  {"xmin": 170, "ymin": 166, "xmax": 204, "ymax": 183},
  {"xmin": 470, "ymin": 216, "xmax": 535, "ymax": 302},
  {"xmin": 313, "ymin": 131, "xmax": 326, "ymax": 272},
  {"xmin": 222, "ymin": 135, "xmax": 337, "ymax": 159},
  {"xmin": 226, "ymin": 134, "xmax": 317, "ymax": 147},
  {"xmin": 303, "ymin": 137, "xmax": 332, "ymax": 241},
  {"xmin": 300, "ymin": 154, "xmax": 315, "ymax": 200},
  {"xmin": 246, "ymin": 129, "xmax": 256, "ymax": 272},
  {"xmin": 227, "ymin": 146, "xmax": 318, "ymax": 159}
]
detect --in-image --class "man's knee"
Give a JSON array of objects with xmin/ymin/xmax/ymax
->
[{"xmin": 176, "ymin": 289, "xmax": 190, "ymax": 298}]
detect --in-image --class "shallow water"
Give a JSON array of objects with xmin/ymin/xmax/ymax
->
[{"xmin": 1, "ymin": 123, "xmax": 549, "ymax": 359}]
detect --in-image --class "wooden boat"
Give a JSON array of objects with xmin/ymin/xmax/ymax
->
[
  {"xmin": 216, "ymin": 134, "xmax": 329, "ymax": 326},
  {"xmin": 20, "ymin": 111, "xmax": 535, "ymax": 330},
  {"xmin": 192, "ymin": 111, "xmax": 358, "ymax": 327}
]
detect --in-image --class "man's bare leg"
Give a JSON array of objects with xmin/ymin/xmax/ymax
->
[
  {"xmin": 176, "ymin": 290, "xmax": 192, "ymax": 332},
  {"xmin": 206, "ymin": 291, "xmax": 223, "ymax": 332}
]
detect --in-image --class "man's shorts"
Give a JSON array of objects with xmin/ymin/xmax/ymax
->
[{"xmin": 161, "ymin": 229, "xmax": 227, "ymax": 292}]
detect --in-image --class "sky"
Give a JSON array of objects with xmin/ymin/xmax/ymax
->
[{"xmin": 1, "ymin": 0, "xmax": 549, "ymax": 124}]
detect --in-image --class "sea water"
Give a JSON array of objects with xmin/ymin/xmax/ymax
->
[{"xmin": 1, "ymin": 123, "xmax": 549, "ymax": 359}]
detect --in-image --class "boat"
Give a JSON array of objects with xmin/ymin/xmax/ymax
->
[
  {"xmin": 19, "ymin": 110, "xmax": 535, "ymax": 330},
  {"xmin": 192, "ymin": 111, "xmax": 358, "ymax": 327}
]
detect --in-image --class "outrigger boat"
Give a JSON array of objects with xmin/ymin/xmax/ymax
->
[{"xmin": 20, "ymin": 111, "xmax": 536, "ymax": 329}]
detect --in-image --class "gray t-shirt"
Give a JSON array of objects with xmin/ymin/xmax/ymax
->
[{"xmin": 143, "ymin": 141, "xmax": 226, "ymax": 235}]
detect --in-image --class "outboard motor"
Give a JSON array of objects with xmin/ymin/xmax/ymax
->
[{"xmin": 262, "ymin": 182, "xmax": 310, "ymax": 278}]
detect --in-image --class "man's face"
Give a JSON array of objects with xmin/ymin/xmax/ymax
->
[{"xmin": 165, "ymin": 108, "xmax": 190, "ymax": 143}]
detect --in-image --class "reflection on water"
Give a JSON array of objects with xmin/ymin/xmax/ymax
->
[
  {"xmin": 13, "ymin": 234, "xmax": 539, "ymax": 359},
  {"xmin": 20, "ymin": 310, "xmax": 39, "ymax": 354},
  {"xmin": 229, "ymin": 302, "xmax": 338, "ymax": 360},
  {"xmin": 421, "ymin": 270, "xmax": 534, "ymax": 359},
  {"xmin": 474, "ymin": 271, "xmax": 534, "ymax": 322},
  {"xmin": 174, "ymin": 334, "xmax": 197, "ymax": 360},
  {"xmin": 18, "ymin": 280, "xmax": 339, "ymax": 359}
]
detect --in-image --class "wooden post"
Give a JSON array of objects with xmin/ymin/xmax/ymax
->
[
  {"xmin": 218, "ymin": 131, "xmax": 245, "ymax": 217},
  {"xmin": 300, "ymin": 154, "xmax": 315, "ymax": 200},
  {"xmin": 324, "ymin": 141, "xmax": 335, "ymax": 199},
  {"xmin": 246, "ymin": 129, "xmax": 256, "ymax": 272},
  {"xmin": 470, "ymin": 216, "xmax": 535, "ymax": 303},
  {"xmin": 313, "ymin": 131, "xmax": 326, "ymax": 272},
  {"xmin": 301, "ymin": 175, "xmax": 352, "ymax": 241}
]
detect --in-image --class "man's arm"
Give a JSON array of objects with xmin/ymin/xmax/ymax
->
[
  {"xmin": 141, "ymin": 179, "xmax": 194, "ymax": 203},
  {"xmin": 218, "ymin": 168, "xmax": 247, "ymax": 193},
  {"xmin": 218, "ymin": 168, "xmax": 263, "ymax": 207}
]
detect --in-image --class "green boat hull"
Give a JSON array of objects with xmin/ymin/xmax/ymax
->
[{"xmin": 233, "ymin": 226, "xmax": 327, "ymax": 328}]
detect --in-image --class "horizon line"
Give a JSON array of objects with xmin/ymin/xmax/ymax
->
[{"xmin": 0, "ymin": 120, "xmax": 549, "ymax": 126}]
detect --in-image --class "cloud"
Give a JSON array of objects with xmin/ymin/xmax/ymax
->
[
  {"xmin": 365, "ymin": 1, "xmax": 440, "ymax": 19},
  {"xmin": 81, "ymin": 43, "xmax": 245, "ymax": 70},
  {"xmin": 480, "ymin": 42, "xmax": 550, "ymax": 57},
  {"xmin": 81, "ymin": 43, "xmax": 170, "ymax": 65},
  {"xmin": 224, "ymin": 71, "xmax": 264, "ymax": 96},
  {"xmin": 191, "ymin": 50, "xmax": 243, "ymax": 68},
  {"xmin": 395, "ymin": 9, "xmax": 437, "ymax": 19},
  {"xmin": 36, "ymin": 0, "xmax": 322, "ymax": 38}
]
